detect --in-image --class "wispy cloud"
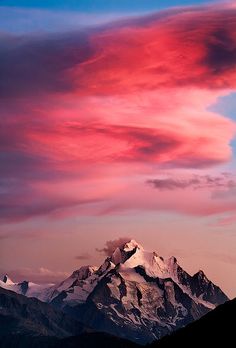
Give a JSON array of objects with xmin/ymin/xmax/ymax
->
[
  {"xmin": 96, "ymin": 237, "xmax": 131, "ymax": 256},
  {"xmin": 147, "ymin": 174, "xmax": 236, "ymax": 191},
  {"xmin": 75, "ymin": 252, "xmax": 91, "ymax": 260}
]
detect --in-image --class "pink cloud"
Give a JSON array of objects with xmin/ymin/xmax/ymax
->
[
  {"xmin": 214, "ymin": 213, "xmax": 236, "ymax": 226},
  {"xmin": 69, "ymin": 5, "xmax": 236, "ymax": 96},
  {"xmin": 1, "ymin": 3, "xmax": 236, "ymax": 223}
]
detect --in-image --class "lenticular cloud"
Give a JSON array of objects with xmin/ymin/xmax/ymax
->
[{"xmin": 1, "ymin": 3, "xmax": 236, "ymax": 221}]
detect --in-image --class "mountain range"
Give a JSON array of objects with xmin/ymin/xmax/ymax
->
[{"xmin": 0, "ymin": 240, "xmax": 229, "ymax": 345}]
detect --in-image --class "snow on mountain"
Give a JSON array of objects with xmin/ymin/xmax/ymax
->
[
  {"xmin": 0, "ymin": 274, "xmax": 54, "ymax": 300},
  {"xmin": 47, "ymin": 265, "xmax": 99, "ymax": 306},
  {"xmin": 1, "ymin": 274, "xmax": 14, "ymax": 285},
  {"xmin": 45, "ymin": 239, "xmax": 228, "ymax": 343},
  {"xmin": 0, "ymin": 240, "xmax": 229, "ymax": 344}
]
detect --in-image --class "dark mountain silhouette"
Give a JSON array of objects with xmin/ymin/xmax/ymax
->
[
  {"xmin": 149, "ymin": 297, "xmax": 236, "ymax": 347},
  {"xmin": 0, "ymin": 287, "xmax": 84, "ymax": 338},
  {"xmin": 54, "ymin": 332, "xmax": 139, "ymax": 348}
]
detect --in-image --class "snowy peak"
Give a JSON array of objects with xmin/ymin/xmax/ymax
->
[
  {"xmin": 123, "ymin": 239, "xmax": 144, "ymax": 252},
  {"xmin": 0, "ymin": 275, "xmax": 54, "ymax": 301},
  {"xmin": 52, "ymin": 265, "xmax": 98, "ymax": 295},
  {"xmin": 123, "ymin": 247, "xmax": 169, "ymax": 279},
  {"xmin": 109, "ymin": 240, "xmax": 172, "ymax": 279},
  {"xmin": 109, "ymin": 239, "xmax": 168, "ymax": 277},
  {"xmin": 194, "ymin": 270, "xmax": 208, "ymax": 281},
  {"xmin": 2, "ymin": 274, "xmax": 14, "ymax": 285},
  {"xmin": 167, "ymin": 256, "xmax": 177, "ymax": 267},
  {"xmin": 110, "ymin": 239, "xmax": 143, "ymax": 265},
  {"xmin": 0, "ymin": 240, "xmax": 229, "ymax": 344},
  {"xmin": 71, "ymin": 265, "xmax": 98, "ymax": 281}
]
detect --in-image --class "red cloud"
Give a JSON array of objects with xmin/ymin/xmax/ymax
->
[
  {"xmin": 1, "ymin": 3, "xmax": 236, "ymax": 223},
  {"xmin": 1, "ymin": 5, "xmax": 236, "ymax": 98},
  {"xmin": 70, "ymin": 6, "xmax": 236, "ymax": 96}
]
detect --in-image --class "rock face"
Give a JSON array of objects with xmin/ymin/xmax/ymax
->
[{"xmin": 0, "ymin": 240, "xmax": 229, "ymax": 344}]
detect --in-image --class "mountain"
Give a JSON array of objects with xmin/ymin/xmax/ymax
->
[
  {"xmin": 150, "ymin": 297, "xmax": 236, "ymax": 347},
  {"xmin": 0, "ymin": 274, "xmax": 53, "ymax": 301},
  {"xmin": 0, "ymin": 240, "xmax": 229, "ymax": 344},
  {"xmin": 0, "ymin": 287, "xmax": 85, "ymax": 339}
]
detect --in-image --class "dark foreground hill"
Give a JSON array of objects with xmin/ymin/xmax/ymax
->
[
  {"xmin": 0, "ymin": 287, "xmax": 84, "ymax": 339},
  {"xmin": 54, "ymin": 332, "xmax": 139, "ymax": 348},
  {"xmin": 0, "ymin": 332, "xmax": 138, "ymax": 348},
  {"xmin": 150, "ymin": 297, "xmax": 236, "ymax": 347}
]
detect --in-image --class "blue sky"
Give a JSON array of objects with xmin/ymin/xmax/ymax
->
[
  {"xmin": 0, "ymin": 0, "xmax": 219, "ymax": 34},
  {"xmin": 211, "ymin": 93, "xmax": 236, "ymax": 158},
  {"xmin": 212, "ymin": 93, "xmax": 236, "ymax": 121},
  {"xmin": 0, "ymin": 0, "xmax": 218, "ymax": 12}
]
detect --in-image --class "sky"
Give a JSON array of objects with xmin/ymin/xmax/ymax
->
[{"xmin": 1, "ymin": 0, "xmax": 236, "ymax": 298}]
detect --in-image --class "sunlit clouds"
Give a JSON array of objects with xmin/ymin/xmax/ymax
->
[{"xmin": 1, "ymin": 2, "xmax": 236, "ymax": 292}]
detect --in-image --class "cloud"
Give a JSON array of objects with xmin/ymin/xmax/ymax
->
[
  {"xmin": 147, "ymin": 174, "xmax": 236, "ymax": 191},
  {"xmin": 0, "ymin": 31, "xmax": 88, "ymax": 98},
  {"xmin": 0, "ymin": 3, "xmax": 236, "ymax": 223},
  {"xmin": 0, "ymin": 182, "xmax": 102, "ymax": 222},
  {"xmin": 214, "ymin": 213, "xmax": 236, "ymax": 226},
  {"xmin": 0, "ymin": 267, "xmax": 69, "ymax": 284},
  {"xmin": 96, "ymin": 237, "xmax": 131, "ymax": 256},
  {"xmin": 69, "ymin": 5, "xmax": 236, "ymax": 96},
  {"xmin": 212, "ymin": 187, "xmax": 236, "ymax": 199},
  {"xmin": 2, "ymin": 4, "xmax": 236, "ymax": 98},
  {"xmin": 75, "ymin": 252, "xmax": 91, "ymax": 260}
]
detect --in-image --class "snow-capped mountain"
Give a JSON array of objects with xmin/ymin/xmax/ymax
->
[
  {"xmin": 0, "ymin": 274, "xmax": 53, "ymax": 300},
  {"xmin": 0, "ymin": 240, "xmax": 228, "ymax": 344}
]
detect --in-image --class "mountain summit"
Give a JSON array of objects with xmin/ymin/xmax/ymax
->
[
  {"xmin": 0, "ymin": 240, "xmax": 228, "ymax": 344},
  {"xmin": 1, "ymin": 274, "xmax": 14, "ymax": 285}
]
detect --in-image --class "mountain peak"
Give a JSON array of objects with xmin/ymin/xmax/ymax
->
[
  {"xmin": 110, "ymin": 239, "xmax": 143, "ymax": 265},
  {"xmin": 122, "ymin": 239, "xmax": 144, "ymax": 252},
  {"xmin": 1, "ymin": 241, "xmax": 229, "ymax": 345},
  {"xmin": 71, "ymin": 265, "xmax": 98, "ymax": 280},
  {"xmin": 194, "ymin": 269, "xmax": 209, "ymax": 281},
  {"xmin": 2, "ymin": 274, "xmax": 14, "ymax": 285}
]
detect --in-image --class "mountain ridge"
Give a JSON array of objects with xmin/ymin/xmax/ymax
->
[{"xmin": 0, "ymin": 239, "xmax": 229, "ymax": 344}]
